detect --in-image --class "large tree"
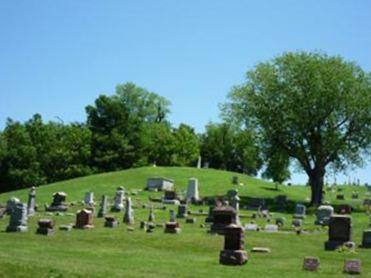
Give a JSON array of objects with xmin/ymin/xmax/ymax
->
[{"xmin": 223, "ymin": 52, "xmax": 371, "ymax": 206}]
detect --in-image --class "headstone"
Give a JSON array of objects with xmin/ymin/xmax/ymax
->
[
  {"xmin": 6, "ymin": 197, "xmax": 20, "ymax": 214},
  {"xmin": 210, "ymin": 206, "xmax": 237, "ymax": 234},
  {"xmin": 112, "ymin": 187, "xmax": 125, "ymax": 212},
  {"xmin": 46, "ymin": 192, "xmax": 68, "ymax": 212},
  {"xmin": 315, "ymin": 205, "xmax": 334, "ymax": 225},
  {"xmin": 164, "ymin": 221, "xmax": 181, "ymax": 234},
  {"xmin": 104, "ymin": 216, "xmax": 118, "ymax": 228},
  {"xmin": 361, "ymin": 230, "xmax": 371, "ymax": 248},
  {"xmin": 219, "ymin": 224, "xmax": 248, "ymax": 265},
  {"xmin": 324, "ymin": 215, "xmax": 352, "ymax": 250},
  {"xmin": 303, "ymin": 256, "xmax": 320, "ymax": 271},
  {"xmin": 176, "ymin": 205, "xmax": 187, "ymax": 218},
  {"xmin": 264, "ymin": 224, "xmax": 278, "ymax": 232},
  {"xmin": 146, "ymin": 177, "xmax": 174, "ymax": 191},
  {"xmin": 27, "ymin": 187, "xmax": 36, "ymax": 216},
  {"xmin": 275, "ymin": 195, "xmax": 288, "ymax": 212},
  {"xmin": 6, "ymin": 202, "xmax": 28, "ymax": 232},
  {"xmin": 74, "ymin": 209, "xmax": 94, "ymax": 229},
  {"xmin": 197, "ymin": 156, "xmax": 201, "ymax": 169},
  {"xmin": 148, "ymin": 207, "xmax": 155, "ymax": 222},
  {"xmin": 97, "ymin": 195, "xmax": 108, "ymax": 218},
  {"xmin": 36, "ymin": 219, "xmax": 54, "ymax": 235},
  {"xmin": 275, "ymin": 217, "xmax": 286, "ymax": 227},
  {"xmin": 294, "ymin": 203, "xmax": 306, "ymax": 219},
  {"xmin": 186, "ymin": 178, "xmax": 200, "ymax": 203},
  {"xmin": 227, "ymin": 189, "xmax": 240, "ymax": 211},
  {"xmin": 292, "ymin": 219, "xmax": 302, "ymax": 227},
  {"xmin": 232, "ymin": 176, "xmax": 239, "ymax": 185},
  {"xmin": 337, "ymin": 204, "xmax": 352, "ymax": 215},
  {"xmin": 351, "ymin": 192, "xmax": 359, "ymax": 199},
  {"xmin": 169, "ymin": 209, "xmax": 176, "ymax": 222},
  {"xmin": 123, "ymin": 197, "xmax": 134, "ymax": 225},
  {"xmin": 245, "ymin": 223, "xmax": 258, "ymax": 231},
  {"xmin": 84, "ymin": 192, "xmax": 94, "ymax": 206},
  {"xmin": 185, "ymin": 217, "xmax": 196, "ymax": 224},
  {"xmin": 336, "ymin": 194, "xmax": 345, "ymax": 200},
  {"xmin": 343, "ymin": 259, "xmax": 361, "ymax": 274}
]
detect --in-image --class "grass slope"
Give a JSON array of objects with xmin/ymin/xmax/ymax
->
[{"xmin": 0, "ymin": 166, "xmax": 370, "ymax": 278}]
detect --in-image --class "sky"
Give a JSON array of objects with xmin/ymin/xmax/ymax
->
[{"xmin": 0, "ymin": 0, "xmax": 370, "ymax": 184}]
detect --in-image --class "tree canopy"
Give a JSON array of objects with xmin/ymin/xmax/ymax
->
[{"xmin": 223, "ymin": 51, "xmax": 371, "ymax": 205}]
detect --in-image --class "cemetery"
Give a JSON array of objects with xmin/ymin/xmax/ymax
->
[{"xmin": 0, "ymin": 166, "xmax": 371, "ymax": 277}]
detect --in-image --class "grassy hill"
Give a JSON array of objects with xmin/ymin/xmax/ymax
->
[{"xmin": 0, "ymin": 166, "xmax": 370, "ymax": 277}]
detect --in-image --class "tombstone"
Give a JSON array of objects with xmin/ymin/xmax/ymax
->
[
  {"xmin": 264, "ymin": 224, "xmax": 278, "ymax": 232},
  {"xmin": 361, "ymin": 230, "xmax": 371, "ymax": 248},
  {"xmin": 74, "ymin": 209, "xmax": 94, "ymax": 229},
  {"xmin": 112, "ymin": 187, "xmax": 125, "ymax": 212},
  {"xmin": 336, "ymin": 194, "xmax": 345, "ymax": 200},
  {"xmin": 185, "ymin": 217, "xmax": 196, "ymax": 224},
  {"xmin": 176, "ymin": 204, "xmax": 187, "ymax": 218},
  {"xmin": 36, "ymin": 219, "xmax": 54, "ymax": 235},
  {"xmin": 351, "ymin": 192, "xmax": 359, "ymax": 199},
  {"xmin": 104, "ymin": 216, "xmax": 118, "ymax": 228},
  {"xmin": 123, "ymin": 197, "xmax": 134, "ymax": 225},
  {"xmin": 219, "ymin": 224, "xmax": 248, "ymax": 265},
  {"xmin": 227, "ymin": 189, "xmax": 240, "ymax": 211},
  {"xmin": 232, "ymin": 176, "xmax": 239, "ymax": 185},
  {"xmin": 163, "ymin": 190, "xmax": 180, "ymax": 205},
  {"xmin": 186, "ymin": 178, "xmax": 200, "ymax": 203},
  {"xmin": 324, "ymin": 215, "xmax": 352, "ymax": 250},
  {"xmin": 146, "ymin": 177, "xmax": 174, "ymax": 191},
  {"xmin": 315, "ymin": 205, "xmax": 334, "ymax": 225},
  {"xmin": 97, "ymin": 195, "xmax": 108, "ymax": 218},
  {"xmin": 275, "ymin": 217, "xmax": 286, "ymax": 227},
  {"xmin": 294, "ymin": 203, "xmax": 306, "ymax": 219},
  {"xmin": 203, "ymin": 161, "xmax": 209, "ymax": 169},
  {"xmin": 275, "ymin": 195, "xmax": 287, "ymax": 212},
  {"xmin": 84, "ymin": 192, "xmax": 94, "ymax": 206},
  {"xmin": 210, "ymin": 206, "xmax": 237, "ymax": 234},
  {"xmin": 148, "ymin": 207, "xmax": 155, "ymax": 222},
  {"xmin": 146, "ymin": 222, "xmax": 156, "ymax": 233},
  {"xmin": 292, "ymin": 219, "xmax": 302, "ymax": 227},
  {"xmin": 205, "ymin": 206, "xmax": 214, "ymax": 223},
  {"xmin": 164, "ymin": 210, "xmax": 181, "ymax": 233},
  {"xmin": 46, "ymin": 192, "xmax": 68, "ymax": 212},
  {"xmin": 337, "ymin": 204, "xmax": 352, "ymax": 215},
  {"xmin": 303, "ymin": 257, "xmax": 320, "ymax": 271},
  {"xmin": 343, "ymin": 259, "xmax": 361, "ymax": 274},
  {"xmin": 6, "ymin": 197, "xmax": 21, "ymax": 214},
  {"xmin": 245, "ymin": 223, "xmax": 258, "ymax": 231},
  {"xmin": 27, "ymin": 187, "xmax": 36, "ymax": 216},
  {"xmin": 197, "ymin": 156, "xmax": 201, "ymax": 169},
  {"xmin": 6, "ymin": 202, "xmax": 28, "ymax": 232}
]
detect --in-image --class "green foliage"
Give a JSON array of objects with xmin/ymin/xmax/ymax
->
[
  {"xmin": 201, "ymin": 123, "xmax": 261, "ymax": 175},
  {"xmin": 223, "ymin": 51, "xmax": 371, "ymax": 205},
  {"xmin": 171, "ymin": 124, "xmax": 200, "ymax": 166}
]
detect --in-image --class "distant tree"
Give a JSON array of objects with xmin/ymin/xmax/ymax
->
[
  {"xmin": 262, "ymin": 147, "xmax": 291, "ymax": 184},
  {"xmin": 200, "ymin": 123, "xmax": 261, "ymax": 174},
  {"xmin": 223, "ymin": 52, "xmax": 371, "ymax": 206},
  {"xmin": 86, "ymin": 82, "xmax": 171, "ymax": 171},
  {"xmin": 171, "ymin": 124, "xmax": 200, "ymax": 166}
]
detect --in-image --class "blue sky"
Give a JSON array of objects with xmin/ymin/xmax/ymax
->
[{"xmin": 0, "ymin": 0, "xmax": 370, "ymax": 184}]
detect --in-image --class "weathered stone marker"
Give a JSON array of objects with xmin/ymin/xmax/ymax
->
[
  {"xmin": 293, "ymin": 203, "xmax": 306, "ymax": 219},
  {"xmin": 315, "ymin": 205, "xmax": 334, "ymax": 225},
  {"xmin": 303, "ymin": 257, "xmax": 320, "ymax": 271},
  {"xmin": 219, "ymin": 224, "xmax": 248, "ymax": 265},
  {"xmin": 123, "ymin": 197, "xmax": 134, "ymax": 225},
  {"xmin": 112, "ymin": 187, "xmax": 125, "ymax": 212},
  {"xmin": 186, "ymin": 178, "xmax": 200, "ymax": 203},
  {"xmin": 6, "ymin": 202, "xmax": 28, "ymax": 232},
  {"xmin": 324, "ymin": 215, "xmax": 352, "ymax": 250},
  {"xmin": 27, "ymin": 186, "xmax": 36, "ymax": 216},
  {"xmin": 97, "ymin": 195, "xmax": 108, "ymax": 218},
  {"xmin": 84, "ymin": 192, "xmax": 94, "ymax": 206},
  {"xmin": 176, "ymin": 204, "xmax": 187, "ymax": 218},
  {"xmin": 36, "ymin": 219, "xmax": 54, "ymax": 235},
  {"xmin": 46, "ymin": 192, "xmax": 68, "ymax": 212},
  {"xmin": 74, "ymin": 209, "xmax": 94, "ymax": 229},
  {"xmin": 343, "ymin": 259, "xmax": 361, "ymax": 274},
  {"xmin": 104, "ymin": 216, "xmax": 118, "ymax": 228}
]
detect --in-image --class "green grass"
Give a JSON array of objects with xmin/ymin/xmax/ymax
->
[{"xmin": 0, "ymin": 166, "xmax": 370, "ymax": 277}]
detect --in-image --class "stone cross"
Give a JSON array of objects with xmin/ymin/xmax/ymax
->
[
  {"xmin": 27, "ymin": 187, "xmax": 36, "ymax": 216},
  {"xmin": 123, "ymin": 197, "xmax": 134, "ymax": 225},
  {"xmin": 6, "ymin": 202, "xmax": 28, "ymax": 232}
]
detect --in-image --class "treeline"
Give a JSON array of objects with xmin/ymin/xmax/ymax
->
[{"xmin": 0, "ymin": 83, "xmax": 270, "ymax": 193}]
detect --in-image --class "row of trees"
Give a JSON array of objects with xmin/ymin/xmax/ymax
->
[
  {"xmin": 0, "ymin": 83, "xmax": 266, "ymax": 193},
  {"xmin": 1, "ymin": 52, "xmax": 370, "ymax": 205}
]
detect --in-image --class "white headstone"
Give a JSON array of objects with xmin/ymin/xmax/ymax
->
[
  {"xmin": 187, "ymin": 178, "xmax": 199, "ymax": 202},
  {"xmin": 113, "ymin": 187, "xmax": 125, "ymax": 211},
  {"xmin": 84, "ymin": 192, "xmax": 94, "ymax": 206}
]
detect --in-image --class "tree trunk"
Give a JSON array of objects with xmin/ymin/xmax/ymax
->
[{"xmin": 308, "ymin": 167, "xmax": 325, "ymax": 207}]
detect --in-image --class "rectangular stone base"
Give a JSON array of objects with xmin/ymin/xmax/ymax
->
[
  {"xmin": 104, "ymin": 221, "xmax": 118, "ymax": 228},
  {"xmin": 164, "ymin": 227, "xmax": 181, "ymax": 234},
  {"xmin": 37, "ymin": 228, "xmax": 54, "ymax": 235},
  {"xmin": 219, "ymin": 250, "xmax": 248, "ymax": 265},
  {"xmin": 6, "ymin": 225, "xmax": 28, "ymax": 232},
  {"xmin": 325, "ymin": 240, "xmax": 345, "ymax": 250}
]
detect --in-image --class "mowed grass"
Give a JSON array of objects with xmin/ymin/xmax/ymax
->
[{"xmin": 0, "ymin": 166, "xmax": 370, "ymax": 277}]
